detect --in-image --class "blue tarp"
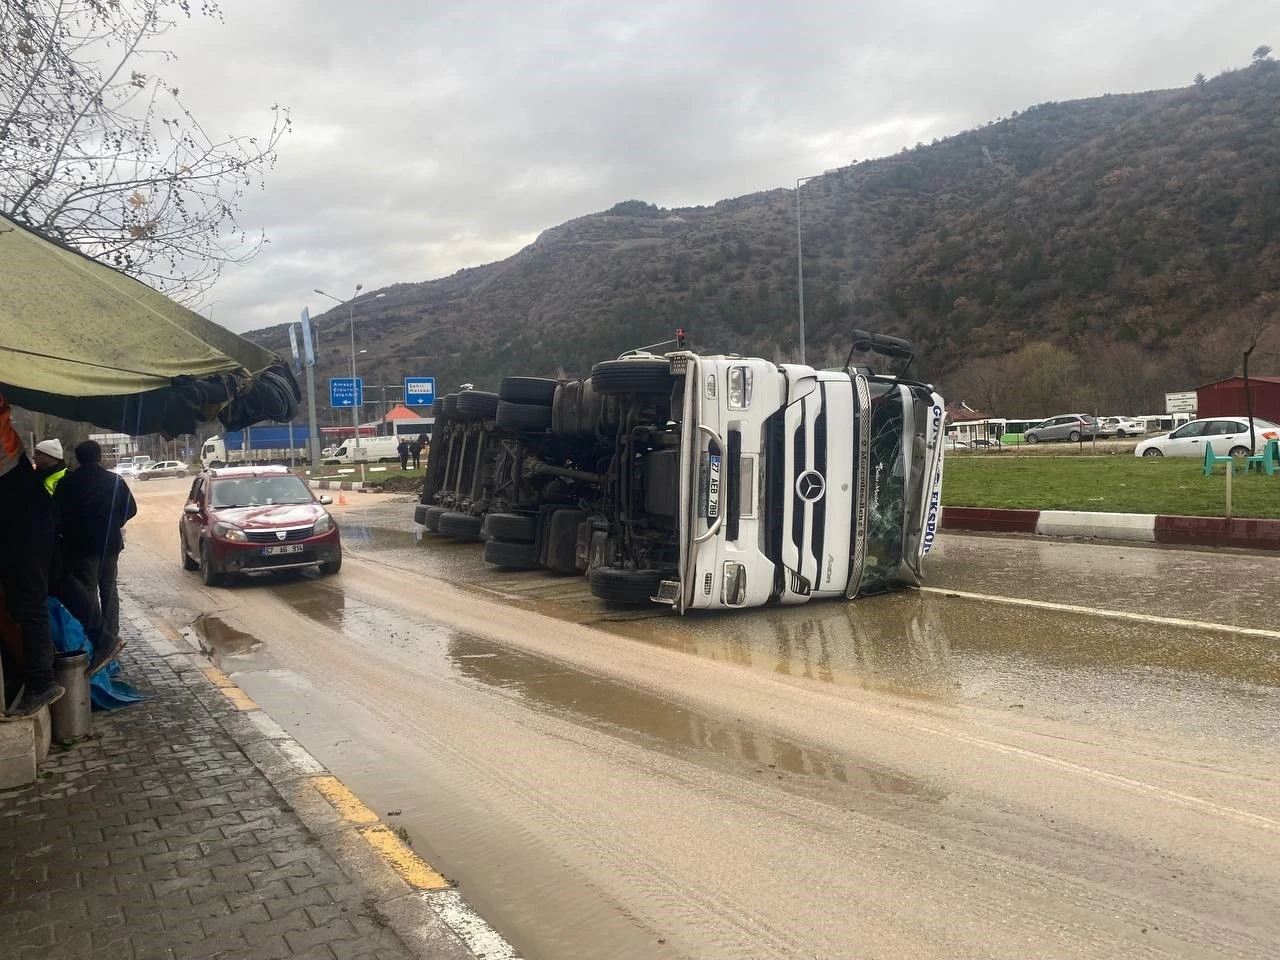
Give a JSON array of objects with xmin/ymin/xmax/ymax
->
[{"xmin": 48, "ymin": 599, "xmax": 147, "ymax": 710}]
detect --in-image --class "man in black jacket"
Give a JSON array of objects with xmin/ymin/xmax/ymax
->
[{"xmin": 55, "ymin": 441, "xmax": 137, "ymax": 639}]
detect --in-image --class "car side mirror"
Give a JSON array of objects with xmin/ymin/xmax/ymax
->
[
  {"xmin": 318, "ymin": 495, "xmax": 333, "ymax": 505},
  {"xmin": 183, "ymin": 502, "xmax": 201, "ymax": 515}
]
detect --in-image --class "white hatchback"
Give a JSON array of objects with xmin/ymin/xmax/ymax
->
[{"xmin": 1135, "ymin": 417, "xmax": 1280, "ymax": 458}]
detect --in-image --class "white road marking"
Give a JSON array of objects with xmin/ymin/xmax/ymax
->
[
  {"xmin": 423, "ymin": 890, "xmax": 521, "ymax": 958},
  {"xmin": 922, "ymin": 586, "xmax": 1280, "ymax": 642}
]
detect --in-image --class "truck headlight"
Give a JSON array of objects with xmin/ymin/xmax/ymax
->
[
  {"xmin": 212, "ymin": 521, "xmax": 247, "ymax": 542},
  {"xmin": 727, "ymin": 367, "xmax": 753, "ymax": 409},
  {"xmin": 722, "ymin": 561, "xmax": 747, "ymax": 605}
]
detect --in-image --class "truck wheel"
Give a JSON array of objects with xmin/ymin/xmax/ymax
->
[
  {"xmin": 442, "ymin": 394, "xmax": 460, "ymax": 418},
  {"xmin": 483, "ymin": 538, "xmax": 541, "ymax": 569},
  {"xmin": 590, "ymin": 359, "xmax": 673, "ymax": 395},
  {"xmin": 499, "ymin": 376, "xmax": 559, "ymax": 405},
  {"xmin": 456, "ymin": 390, "xmax": 500, "ymax": 419},
  {"xmin": 496, "ymin": 400, "xmax": 552, "ymax": 431},
  {"xmin": 437, "ymin": 511, "xmax": 484, "ymax": 540},
  {"xmin": 544, "ymin": 509, "xmax": 586, "ymax": 574},
  {"xmin": 588, "ymin": 566, "xmax": 666, "ymax": 604},
  {"xmin": 430, "ymin": 398, "xmax": 445, "ymax": 417},
  {"xmin": 482, "ymin": 512, "xmax": 537, "ymax": 541},
  {"xmin": 423, "ymin": 505, "xmax": 449, "ymax": 531}
]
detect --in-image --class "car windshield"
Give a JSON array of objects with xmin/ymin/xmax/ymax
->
[{"xmin": 210, "ymin": 475, "xmax": 312, "ymax": 508}]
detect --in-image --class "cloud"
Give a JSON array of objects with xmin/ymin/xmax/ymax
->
[{"xmin": 146, "ymin": 0, "xmax": 1272, "ymax": 332}]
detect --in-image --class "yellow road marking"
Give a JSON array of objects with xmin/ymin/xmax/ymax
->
[
  {"xmin": 148, "ymin": 615, "xmax": 183, "ymax": 642},
  {"xmin": 201, "ymin": 666, "xmax": 258, "ymax": 710},
  {"xmin": 310, "ymin": 776, "xmax": 451, "ymax": 889},
  {"xmin": 311, "ymin": 775, "xmax": 380, "ymax": 824},
  {"xmin": 360, "ymin": 824, "xmax": 451, "ymax": 890}
]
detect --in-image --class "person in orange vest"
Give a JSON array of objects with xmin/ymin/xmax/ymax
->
[{"xmin": 32, "ymin": 439, "xmax": 67, "ymax": 494}]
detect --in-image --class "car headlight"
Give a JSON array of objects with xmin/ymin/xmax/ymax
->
[
  {"xmin": 312, "ymin": 513, "xmax": 334, "ymax": 535},
  {"xmin": 212, "ymin": 521, "xmax": 248, "ymax": 542},
  {"xmin": 727, "ymin": 366, "xmax": 753, "ymax": 409},
  {"xmin": 722, "ymin": 561, "xmax": 747, "ymax": 605}
]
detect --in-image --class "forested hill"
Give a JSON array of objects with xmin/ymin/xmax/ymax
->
[{"xmin": 248, "ymin": 54, "xmax": 1280, "ymax": 416}]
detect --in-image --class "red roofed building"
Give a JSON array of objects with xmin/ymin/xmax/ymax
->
[{"xmin": 1195, "ymin": 376, "xmax": 1280, "ymax": 423}]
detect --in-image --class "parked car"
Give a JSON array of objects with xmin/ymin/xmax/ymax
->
[
  {"xmin": 1134, "ymin": 417, "xmax": 1280, "ymax": 458},
  {"xmin": 111, "ymin": 456, "xmax": 152, "ymax": 477},
  {"xmin": 178, "ymin": 465, "xmax": 342, "ymax": 586},
  {"xmin": 137, "ymin": 460, "xmax": 188, "ymax": 480},
  {"xmin": 1098, "ymin": 417, "xmax": 1146, "ymax": 438},
  {"xmin": 1023, "ymin": 415, "xmax": 1099, "ymax": 444}
]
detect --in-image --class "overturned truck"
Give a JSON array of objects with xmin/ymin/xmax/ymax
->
[{"xmin": 415, "ymin": 332, "xmax": 945, "ymax": 613}]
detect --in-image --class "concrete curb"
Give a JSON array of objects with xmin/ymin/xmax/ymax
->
[
  {"xmin": 942, "ymin": 506, "xmax": 1280, "ymax": 550},
  {"xmin": 308, "ymin": 479, "xmax": 378, "ymax": 491}
]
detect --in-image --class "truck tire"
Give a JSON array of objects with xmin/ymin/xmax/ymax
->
[
  {"xmin": 544, "ymin": 508, "xmax": 586, "ymax": 574},
  {"xmin": 483, "ymin": 538, "xmax": 541, "ymax": 569},
  {"xmin": 413, "ymin": 503, "xmax": 430, "ymax": 526},
  {"xmin": 430, "ymin": 398, "xmax": 445, "ymax": 417},
  {"xmin": 456, "ymin": 391, "xmax": 500, "ymax": 420},
  {"xmin": 481, "ymin": 512, "xmax": 537, "ymax": 542},
  {"xmin": 552, "ymin": 380, "xmax": 581, "ymax": 437},
  {"xmin": 442, "ymin": 394, "xmax": 460, "ymax": 417},
  {"xmin": 499, "ymin": 376, "xmax": 559, "ymax": 405},
  {"xmin": 437, "ymin": 511, "xmax": 484, "ymax": 540},
  {"xmin": 496, "ymin": 400, "xmax": 552, "ymax": 432},
  {"xmin": 590, "ymin": 359, "xmax": 673, "ymax": 395},
  {"xmin": 422, "ymin": 505, "xmax": 449, "ymax": 531},
  {"xmin": 588, "ymin": 565, "xmax": 667, "ymax": 604}
]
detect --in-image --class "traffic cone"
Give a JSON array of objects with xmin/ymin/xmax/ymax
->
[{"xmin": 338, "ymin": 489, "xmax": 348, "ymax": 506}]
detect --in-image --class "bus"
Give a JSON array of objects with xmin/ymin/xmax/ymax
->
[{"xmin": 946, "ymin": 417, "xmax": 1006, "ymax": 449}]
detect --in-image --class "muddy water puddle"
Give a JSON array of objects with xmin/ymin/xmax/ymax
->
[{"xmin": 446, "ymin": 632, "xmax": 940, "ymax": 801}]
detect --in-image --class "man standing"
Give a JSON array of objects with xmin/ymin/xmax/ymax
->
[
  {"xmin": 32, "ymin": 439, "xmax": 67, "ymax": 494},
  {"xmin": 55, "ymin": 440, "xmax": 136, "ymax": 639},
  {"xmin": 409, "ymin": 438, "xmax": 421, "ymax": 470},
  {"xmin": 397, "ymin": 438, "xmax": 410, "ymax": 470}
]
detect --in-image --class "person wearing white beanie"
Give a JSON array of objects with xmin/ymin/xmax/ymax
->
[{"xmin": 32, "ymin": 439, "xmax": 67, "ymax": 495}]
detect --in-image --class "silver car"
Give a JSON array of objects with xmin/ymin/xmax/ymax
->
[
  {"xmin": 137, "ymin": 460, "xmax": 189, "ymax": 480},
  {"xmin": 1023, "ymin": 414, "xmax": 1099, "ymax": 444}
]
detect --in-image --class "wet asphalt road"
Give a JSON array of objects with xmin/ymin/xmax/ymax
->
[{"xmin": 123, "ymin": 480, "xmax": 1280, "ymax": 960}]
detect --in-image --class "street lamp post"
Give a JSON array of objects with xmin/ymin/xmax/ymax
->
[
  {"xmin": 314, "ymin": 286, "xmax": 386, "ymax": 454},
  {"xmin": 795, "ymin": 173, "xmax": 822, "ymax": 365}
]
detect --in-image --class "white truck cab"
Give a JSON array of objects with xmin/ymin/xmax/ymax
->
[{"xmin": 588, "ymin": 336, "xmax": 945, "ymax": 614}]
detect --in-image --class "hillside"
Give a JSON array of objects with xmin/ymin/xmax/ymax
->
[{"xmin": 247, "ymin": 56, "xmax": 1280, "ymax": 418}]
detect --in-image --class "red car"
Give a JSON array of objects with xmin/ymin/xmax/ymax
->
[{"xmin": 179, "ymin": 466, "xmax": 342, "ymax": 586}]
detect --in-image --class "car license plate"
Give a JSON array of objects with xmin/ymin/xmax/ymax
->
[{"xmin": 262, "ymin": 544, "xmax": 304, "ymax": 556}]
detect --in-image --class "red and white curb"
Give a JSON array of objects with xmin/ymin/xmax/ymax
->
[{"xmin": 942, "ymin": 507, "xmax": 1280, "ymax": 550}]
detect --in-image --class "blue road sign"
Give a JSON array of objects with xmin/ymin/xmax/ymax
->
[
  {"xmin": 329, "ymin": 377, "xmax": 363, "ymax": 407},
  {"xmin": 404, "ymin": 377, "xmax": 436, "ymax": 407}
]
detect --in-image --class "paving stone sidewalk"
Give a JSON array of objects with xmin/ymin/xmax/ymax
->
[{"xmin": 0, "ymin": 614, "xmax": 428, "ymax": 960}]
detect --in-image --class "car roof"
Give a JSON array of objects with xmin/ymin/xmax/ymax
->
[{"xmin": 205, "ymin": 465, "xmax": 293, "ymax": 479}]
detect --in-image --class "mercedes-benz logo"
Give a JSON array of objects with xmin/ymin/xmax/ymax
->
[
  {"xmin": 275, "ymin": 530, "xmax": 287, "ymax": 541},
  {"xmin": 796, "ymin": 470, "xmax": 826, "ymax": 503}
]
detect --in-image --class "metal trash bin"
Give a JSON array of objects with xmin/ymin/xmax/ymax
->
[{"xmin": 50, "ymin": 651, "xmax": 91, "ymax": 741}]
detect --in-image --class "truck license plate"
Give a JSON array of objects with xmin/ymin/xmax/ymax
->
[
  {"xmin": 706, "ymin": 454, "xmax": 721, "ymax": 519},
  {"xmin": 262, "ymin": 544, "xmax": 304, "ymax": 556}
]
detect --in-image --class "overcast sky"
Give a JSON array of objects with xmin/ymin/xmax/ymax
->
[{"xmin": 156, "ymin": 0, "xmax": 1272, "ymax": 333}]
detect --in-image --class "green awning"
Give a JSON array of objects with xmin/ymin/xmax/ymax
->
[{"xmin": 0, "ymin": 214, "xmax": 297, "ymax": 436}]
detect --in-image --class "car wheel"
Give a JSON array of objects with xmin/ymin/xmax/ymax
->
[
  {"xmin": 320, "ymin": 550, "xmax": 342, "ymax": 575},
  {"xmin": 588, "ymin": 565, "xmax": 668, "ymax": 604},
  {"xmin": 1142, "ymin": 448, "xmax": 1164, "ymax": 457},
  {"xmin": 1068, "ymin": 430, "xmax": 1081, "ymax": 442},
  {"xmin": 180, "ymin": 534, "xmax": 199, "ymax": 571},
  {"xmin": 1115, "ymin": 429, "xmax": 1126, "ymax": 438},
  {"xmin": 200, "ymin": 542, "xmax": 224, "ymax": 587},
  {"xmin": 1229, "ymin": 446, "xmax": 1251, "ymax": 459},
  {"xmin": 1025, "ymin": 433, "xmax": 1039, "ymax": 444}
]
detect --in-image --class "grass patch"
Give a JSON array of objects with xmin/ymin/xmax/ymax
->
[{"xmin": 942, "ymin": 455, "xmax": 1280, "ymax": 518}]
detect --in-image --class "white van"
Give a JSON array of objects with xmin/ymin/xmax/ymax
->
[{"xmin": 324, "ymin": 435, "xmax": 401, "ymax": 464}]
